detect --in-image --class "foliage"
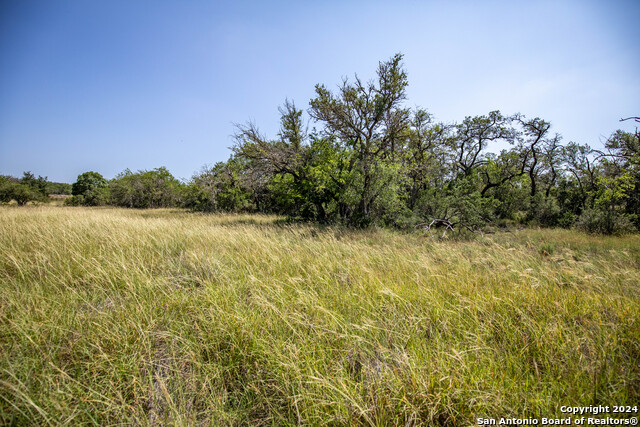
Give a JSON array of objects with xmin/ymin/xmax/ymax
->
[
  {"xmin": 21, "ymin": 171, "xmax": 50, "ymax": 197},
  {"xmin": 68, "ymin": 171, "xmax": 109, "ymax": 206},
  {"xmin": 184, "ymin": 160, "xmax": 253, "ymax": 212},
  {"xmin": 0, "ymin": 181, "xmax": 40, "ymax": 205},
  {"xmin": 0, "ymin": 172, "xmax": 48, "ymax": 205},
  {"xmin": 47, "ymin": 181, "xmax": 72, "ymax": 195},
  {"xmin": 72, "ymin": 171, "xmax": 107, "ymax": 196},
  {"xmin": 575, "ymin": 207, "xmax": 636, "ymax": 235},
  {"xmin": 225, "ymin": 55, "xmax": 638, "ymax": 234},
  {"xmin": 598, "ymin": 130, "xmax": 640, "ymax": 229},
  {"xmin": 8, "ymin": 55, "xmax": 637, "ymax": 235},
  {"xmin": 308, "ymin": 53, "xmax": 410, "ymax": 225},
  {"xmin": 109, "ymin": 167, "xmax": 183, "ymax": 208}
]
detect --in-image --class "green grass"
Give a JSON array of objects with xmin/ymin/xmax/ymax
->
[{"xmin": 1, "ymin": 206, "xmax": 638, "ymax": 425}]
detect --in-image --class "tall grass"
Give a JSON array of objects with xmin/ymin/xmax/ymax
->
[{"xmin": 1, "ymin": 206, "xmax": 638, "ymax": 425}]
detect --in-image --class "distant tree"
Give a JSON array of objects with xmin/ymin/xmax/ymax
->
[
  {"xmin": 12, "ymin": 184, "xmax": 40, "ymax": 205},
  {"xmin": 513, "ymin": 115, "xmax": 554, "ymax": 198},
  {"xmin": 109, "ymin": 167, "xmax": 182, "ymax": 208},
  {"xmin": 0, "ymin": 172, "xmax": 49, "ymax": 205},
  {"xmin": 234, "ymin": 100, "xmax": 336, "ymax": 220},
  {"xmin": 590, "ymin": 130, "xmax": 640, "ymax": 231},
  {"xmin": 539, "ymin": 134, "xmax": 563, "ymax": 198},
  {"xmin": 21, "ymin": 171, "xmax": 49, "ymax": 199},
  {"xmin": 0, "ymin": 177, "xmax": 15, "ymax": 204},
  {"xmin": 68, "ymin": 171, "xmax": 108, "ymax": 206},
  {"xmin": 233, "ymin": 100, "xmax": 308, "ymax": 187},
  {"xmin": 0, "ymin": 177, "xmax": 40, "ymax": 206},
  {"xmin": 404, "ymin": 109, "xmax": 450, "ymax": 210},
  {"xmin": 72, "ymin": 171, "xmax": 107, "ymax": 196},
  {"xmin": 185, "ymin": 159, "xmax": 253, "ymax": 212},
  {"xmin": 47, "ymin": 182, "xmax": 72, "ymax": 195}
]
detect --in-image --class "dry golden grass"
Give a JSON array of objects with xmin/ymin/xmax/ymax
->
[{"xmin": 1, "ymin": 206, "xmax": 638, "ymax": 425}]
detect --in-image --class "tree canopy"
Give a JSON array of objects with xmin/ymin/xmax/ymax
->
[{"xmin": 9, "ymin": 54, "xmax": 638, "ymax": 235}]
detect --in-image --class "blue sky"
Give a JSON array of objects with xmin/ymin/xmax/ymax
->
[{"xmin": 1, "ymin": 0, "xmax": 639, "ymax": 183}]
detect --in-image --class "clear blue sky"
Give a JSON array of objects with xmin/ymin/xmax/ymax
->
[{"xmin": 1, "ymin": 0, "xmax": 639, "ymax": 183}]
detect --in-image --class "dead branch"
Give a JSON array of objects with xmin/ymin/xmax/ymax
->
[{"xmin": 619, "ymin": 117, "xmax": 640, "ymax": 123}]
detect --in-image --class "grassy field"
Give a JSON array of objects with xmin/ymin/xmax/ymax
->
[{"xmin": 0, "ymin": 206, "xmax": 638, "ymax": 425}]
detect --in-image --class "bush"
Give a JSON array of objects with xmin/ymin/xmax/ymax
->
[
  {"xmin": 512, "ymin": 211, "xmax": 528, "ymax": 225},
  {"xmin": 575, "ymin": 208, "xmax": 636, "ymax": 235},
  {"xmin": 64, "ymin": 195, "xmax": 86, "ymax": 206},
  {"xmin": 557, "ymin": 211, "xmax": 577, "ymax": 228},
  {"xmin": 110, "ymin": 167, "xmax": 182, "ymax": 208},
  {"xmin": 530, "ymin": 195, "xmax": 562, "ymax": 227}
]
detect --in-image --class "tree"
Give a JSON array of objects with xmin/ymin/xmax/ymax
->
[
  {"xmin": 47, "ymin": 182, "xmax": 72, "ymax": 195},
  {"xmin": 0, "ymin": 173, "xmax": 48, "ymax": 205},
  {"xmin": 72, "ymin": 171, "xmax": 107, "ymax": 196},
  {"xmin": 539, "ymin": 134, "xmax": 563, "ymax": 198},
  {"xmin": 404, "ymin": 109, "xmax": 450, "ymax": 210},
  {"xmin": 514, "ymin": 115, "xmax": 553, "ymax": 198},
  {"xmin": 592, "ymin": 130, "xmax": 640, "ymax": 230},
  {"xmin": 233, "ymin": 100, "xmax": 308, "ymax": 184},
  {"xmin": 0, "ymin": 178, "xmax": 40, "ymax": 206},
  {"xmin": 561, "ymin": 142, "xmax": 598, "ymax": 212},
  {"xmin": 109, "ymin": 167, "xmax": 182, "ymax": 208},
  {"xmin": 448, "ymin": 111, "xmax": 515, "ymax": 177},
  {"xmin": 479, "ymin": 149, "xmax": 526, "ymax": 197},
  {"xmin": 233, "ymin": 100, "xmax": 318, "ymax": 217},
  {"xmin": 309, "ymin": 53, "xmax": 410, "ymax": 225},
  {"xmin": 69, "ymin": 171, "xmax": 108, "ymax": 206},
  {"xmin": 21, "ymin": 171, "xmax": 49, "ymax": 198},
  {"xmin": 185, "ymin": 159, "xmax": 254, "ymax": 213}
]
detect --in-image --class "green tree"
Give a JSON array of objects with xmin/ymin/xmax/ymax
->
[
  {"xmin": 403, "ymin": 109, "xmax": 450, "ymax": 211},
  {"xmin": 0, "ymin": 177, "xmax": 40, "ymax": 206},
  {"xmin": 561, "ymin": 142, "xmax": 599, "ymax": 212},
  {"xmin": 580, "ymin": 129, "xmax": 640, "ymax": 232},
  {"xmin": 234, "ymin": 100, "xmax": 352, "ymax": 222},
  {"xmin": 0, "ymin": 173, "xmax": 47, "ymax": 205},
  {"xmin": 233, "ymin": 100, "xmax": 310, "ymax": 214},
  {"xmin": 69, "ymin": 171, "xmax": 108, "ymax": 206},
  {"xmin": 448, "ymin": 111, "xmax": 514, "ymax": 177},
  {"xmin": 185, "ymin": 159, "xmax": 253, "ymax": 212},
  {"xmin": 109, "ymin": 167, "xmax": 182, "ymax": 208},
  {"xmin": 21, "ymin": 171, "xmax": 49, "ymax": 198},
  {"xmin": 309, "ymin": 53, "xmax": 410, "ymax": 226},
  {"xmin": 47, "ymin": 182, "xmax": 72, "ymax": 195}
]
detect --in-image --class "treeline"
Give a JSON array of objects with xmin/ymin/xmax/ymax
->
[
  {"xmin": 195, "ymin": 54, "xmax": 639, "ymax": 234},
  {"xmin": 2, "ymin": 54, "xmax": 638, "ymax": 234},
  {"xmin": 0, "ymin": 172, "xmax": 71, "ymax": 205},
  {"xmin": 65, "ymin": 168, "xmax": 182, "ymax": 208}
]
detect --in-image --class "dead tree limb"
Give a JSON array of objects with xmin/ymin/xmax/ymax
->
[{"xmin": 620, "ymin": 117, "xmax": 640, "ymax": 123}]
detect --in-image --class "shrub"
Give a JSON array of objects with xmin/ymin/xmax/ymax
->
[
  {"xmin": 530, "ymin": 195, "xmax": 562, "ymax": 227},
  {"xmin": 64, "ymin": 195, "xmax": 86, "ymax": 206},
  {"xmin": 109, "ymin": 167, "xmax": 182, "ymax": 209},
  {"xmin": 575, "ymin": 208, "xmax": 636, "ymax": 235},
  {"xmin": 557, "ymin": 211, "xmax": 577, "ymax": 228}
]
